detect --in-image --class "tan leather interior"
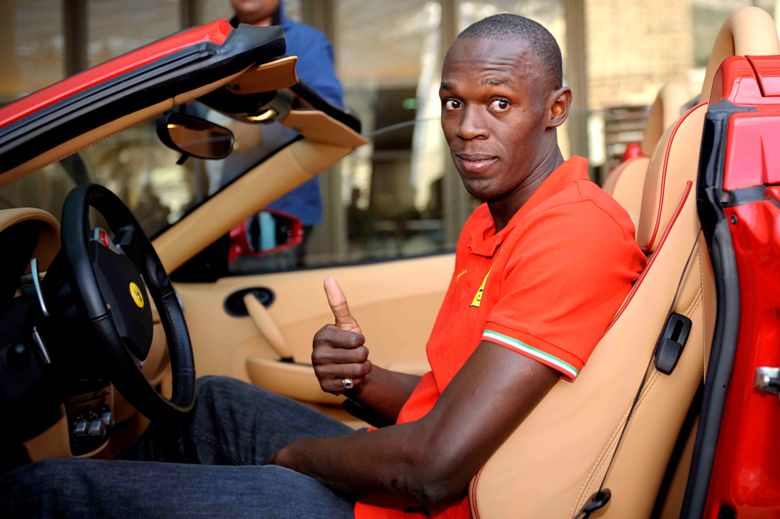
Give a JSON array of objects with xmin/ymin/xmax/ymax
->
[
  {"xmin": 636, "ymin": 106, "xmax": 705, "ymax": 253},
  {"xmin": 281, "ymin": 110, "xmax": 370, "ymax": 148},
  {"xmin": 173, "ymin": 254, "xmax": 450, "ymax": 411},
  {"xmin": 226, "ymin": 55, "xmax": 299, "ymax": 93},
  {"xmin": 601, "ymin": 157, "xmax": 649, "ymax": 230},
  {"xmin": 470, "ymin": 7, "xmax": 777, "ymax": 518},
  {"xmin": 640, "ymin": 82, "xmax": 690, "ymax": 157},
  {"xmin": 0, "ymin": 208, "xmax": 60, "ymax": 270}
]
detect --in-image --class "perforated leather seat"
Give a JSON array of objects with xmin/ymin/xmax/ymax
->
[{"xmin": 468, "ymin": 7, "xmax": 780, "ymax": 518}]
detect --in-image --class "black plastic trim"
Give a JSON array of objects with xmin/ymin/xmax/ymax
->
[
  {"xmin": 653, "ymin": 312, "xmax": 692, "ymax": 375},
  {"xmin": 721, "ymin": 185, "xmax": 780, "ymax": 209},
  {"xmin": 0, "ymin": 24, "xmax": 287, "ymax": 172},
  {"xmin": 682, "ymin": 102, "xmax": 746, "ymax": 517},
  {"xmin": 224, "ymin": 287, "xmax": 275, "ymax": 317},
  {"xmin": 291, "ymin": 82, "xmax": 362, "ymax": 133}
]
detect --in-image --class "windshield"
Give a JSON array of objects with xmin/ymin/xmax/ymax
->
[{"xmin": 0, "ymin": 103, "xmax": 300, "ymax": 238}]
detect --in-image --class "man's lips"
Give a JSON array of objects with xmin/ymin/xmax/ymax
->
[{"xmin": 455, "ymin": 153, "xmax": 498, "ymax": 174}]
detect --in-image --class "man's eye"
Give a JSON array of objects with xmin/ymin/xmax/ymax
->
[
  {"xmin": 444, "ymin": 99, "xmax": 462, "ymax": 110},
  {"xmin": 489, "ymin": 99, "xmax": 510, "ymax": 111}
]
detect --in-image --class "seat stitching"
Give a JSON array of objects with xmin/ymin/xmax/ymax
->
[
  {"xmin": 572, "ymin": 267, "xmax": 702, "ymax": 515},
  {"xmin": 571, "ymin": 371, "xmax": 661, "ymax": 517},
  {"xmin": 607, "ymin": 181, "xmax": 692, "ymax": 330},
  {"xmin": 571, "ymin": 402, "xmax": 634, "ymax": 516},
  {"xmin": 645, "ymin": 103, "xmax": 706, "ymax": 252}
]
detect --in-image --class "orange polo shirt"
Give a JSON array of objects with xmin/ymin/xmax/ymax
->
[{"xmin": 355, "ymin": 156, "xmax": 646, "ymax": 519}]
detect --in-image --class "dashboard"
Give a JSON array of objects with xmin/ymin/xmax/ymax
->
[{"xmin": 0, "ymin": 208, "xmax": 169, "ymax": 469}]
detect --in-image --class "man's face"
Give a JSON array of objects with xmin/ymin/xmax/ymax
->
[
  {"xmin": 231, "ymin": 0, "xmax": 280, "ymax": 25},
  {"xmin": 440, "ymin": 37, "xmax": 553, "ymax": 202}
]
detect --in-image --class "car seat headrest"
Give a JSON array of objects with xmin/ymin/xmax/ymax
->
[
  {"xmin": 701, "ymin": 6, "xmax": 780, "ymax": 103},
  {"xmin": 637, "ymin": 6, "xmax": 780, "ymax": 255},
  {"xmin": 640, "ymin": 82, "xmax": 691, "ymax": 156},
  {"xmin": 636, "ymin": 104, "xmax": 707, "ymax": 254}
]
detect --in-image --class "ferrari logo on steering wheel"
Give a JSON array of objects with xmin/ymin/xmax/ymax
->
[{"xmin": 129, "ymin": 282, "xmax": 145, "ymax": 309}]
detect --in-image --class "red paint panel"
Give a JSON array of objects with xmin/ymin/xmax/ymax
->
[
  {"xmin": 748, "ymin": 55, "xmax": 780, "ymax": 97},
  {"xmin": 723, "ymin": 113, "xmax": 780, "ymax": 190},
  {"xmin": 0, "ymin": 19, "xmax": 233, "ymax": 128},
  {"xmin": 711, "ymin": 57, "xmax": 764, "ymax": 105},
  {"xmin": 705, "ymin": 201, "xmax": 780, "ymax": 518},
  {"xmin": 705, "ymin": 53, "xmax": 780, "ymax": 517}
]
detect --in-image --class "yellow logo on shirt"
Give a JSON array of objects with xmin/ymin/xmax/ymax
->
[{"xmin": 470, "ymin": 268, "xmax": 492, "ymax": 307}]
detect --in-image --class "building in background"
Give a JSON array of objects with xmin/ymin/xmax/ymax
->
[{"xmin": 1, "ymin": 0, "xmax": 776, "ymax": 271}]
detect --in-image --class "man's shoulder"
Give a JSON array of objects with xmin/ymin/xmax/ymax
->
[
  {"xmin": 526, "ymin": 179, "xmax": 637, "ymax": 240},
  {"xmin": 282, "ymin": 18, "xmax": 331, "ymax": 47}
]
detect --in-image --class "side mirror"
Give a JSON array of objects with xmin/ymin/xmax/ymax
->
[
  {"xmin": 156, "ymin": 111, "xmax": 234, "ymax": 160},
  {"xmin": 228, "ymin": 209, "xmax": 304, "ymax": 262}
]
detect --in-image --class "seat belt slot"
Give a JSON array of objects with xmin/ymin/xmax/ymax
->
[
  {"xmin": 654, "ymin": 312, "xmax": 692, "ymax": 375},
  {"xmin": 574, "ymin": 489, "xmax": 612, "ymax": 519}
]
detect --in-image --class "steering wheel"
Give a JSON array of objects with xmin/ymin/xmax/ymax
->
[{"xmin": 59, "ymin": 184, "xmax": 195, "ymax": 421}]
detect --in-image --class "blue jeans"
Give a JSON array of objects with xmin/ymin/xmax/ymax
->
[{"xmin": 1, "ymin": 376, "xmax": 356, "ymax": 518}]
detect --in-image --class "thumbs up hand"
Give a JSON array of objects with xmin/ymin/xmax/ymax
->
[
  {"xmin": 312, "ymin": 278, "xmax": 372, "ymax": 394},
  {"xmin": 324, "ymin": 277, "xmax": 362, "ymax": 334}
]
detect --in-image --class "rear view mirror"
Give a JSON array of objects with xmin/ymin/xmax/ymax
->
[{"xmin": 157, "ymin": 111, "xmax": 234, "ymax": 160}]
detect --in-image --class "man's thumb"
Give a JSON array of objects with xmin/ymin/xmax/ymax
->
[{"xmin": 323, "ymin": 277, "xmax": 361, "ymax": 333}]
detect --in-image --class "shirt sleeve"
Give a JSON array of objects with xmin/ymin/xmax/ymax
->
[{"xmin": 481, "ymin": 200, "xmax": 640, "ymax": 381}]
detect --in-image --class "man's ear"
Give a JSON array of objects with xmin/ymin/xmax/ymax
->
[{"xmin": 547, "ymin": 87, "xmax": 572, "ymax": 128}]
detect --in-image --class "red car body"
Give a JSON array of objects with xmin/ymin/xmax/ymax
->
[{"xmin": 690, "ymin": 55, "xmax": 780, "ymax": 518}]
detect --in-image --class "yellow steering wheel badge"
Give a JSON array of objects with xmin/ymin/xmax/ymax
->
[{"xmin": 129, "ymin": 281, "xmax": 145, "ymax": 309}]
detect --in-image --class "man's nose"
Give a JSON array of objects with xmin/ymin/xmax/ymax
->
[{"xmin": 456, "ymin": 106, "xmax": 489, "ymax": 140}]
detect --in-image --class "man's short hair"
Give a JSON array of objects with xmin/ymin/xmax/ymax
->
[{"xmin": 457, "ymin": 14, "xmax": 563, "ymax": 91}]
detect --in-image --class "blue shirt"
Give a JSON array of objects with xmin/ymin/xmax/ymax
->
[{"xmin": 260, "ymin": 2, "xmax": 343, "ymax": 226}]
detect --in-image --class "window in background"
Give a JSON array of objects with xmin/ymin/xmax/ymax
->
[
  {"xmin": 692, "ymin": 0, "xmax": 776, "ymax": 68},
  {"xmin": 309, "ymin": 0, "xmax": 448, "ymax": 267},
  {"xmin": 0, "ymin": 0, "xmax": 63, "ymax": 104},
  {"xmin": 87, "ymin": 0, "xmax": 179, "ymax": 67}
]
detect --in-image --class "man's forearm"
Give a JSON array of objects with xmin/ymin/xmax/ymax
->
[
  {"xmin": 271, "ymin": 421, "xmax": 452, "ymax": 510},
  {"xmin": 274, "ymin": 343, "xmax": 559, "ymax": 511},
  {"xmin": 348, "ymin": 366, "xmax": 420, "ymax": 423}
]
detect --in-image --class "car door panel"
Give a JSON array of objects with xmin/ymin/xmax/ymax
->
[{"xmin": 176, "ymin": 254, "xmax": 452, "ymax": 405}]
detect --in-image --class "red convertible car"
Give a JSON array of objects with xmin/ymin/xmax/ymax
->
[{"xmin": 0, "ymin": 7, "xmax": 778, "ymax": 518}]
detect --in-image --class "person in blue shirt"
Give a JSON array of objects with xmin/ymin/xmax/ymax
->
[{"xmin": 230, "ymin": 0, "xmax": 344, "ymax": 266}]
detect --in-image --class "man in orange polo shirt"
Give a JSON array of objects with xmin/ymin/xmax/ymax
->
[
  {"xmin": 1, "ymin": 13, "xmax": 644, "ymax": 519},
  {"xmin": 270, "ymin": 12, "xmax": 646, "ymax": 519}
]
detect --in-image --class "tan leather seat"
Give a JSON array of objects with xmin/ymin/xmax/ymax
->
[
  {"xmin": 469, "ymin": 7, "xmax": 779, "ymax": 518},
  {"xmin": 602, "ymin": 82, "xmax": 689, "ymax": 229}
]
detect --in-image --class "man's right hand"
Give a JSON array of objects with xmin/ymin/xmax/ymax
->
[{"xmin": 312, "ymin": 278, "xmax": 372, "ymax": 394}]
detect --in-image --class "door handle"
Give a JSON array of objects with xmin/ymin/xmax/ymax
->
[{"xmin": 243, "ymin": 292, "xmax": 294, "ymax": 361}]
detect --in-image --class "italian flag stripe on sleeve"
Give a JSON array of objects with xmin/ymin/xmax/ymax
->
[{"xmin": 482, "ymin": 330, "xmax": 579, "ymax": 379}]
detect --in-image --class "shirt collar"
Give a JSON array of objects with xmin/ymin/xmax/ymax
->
[{"xmin": 468, "ymin": 156, "xmax": 589, "ymax": 257}]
